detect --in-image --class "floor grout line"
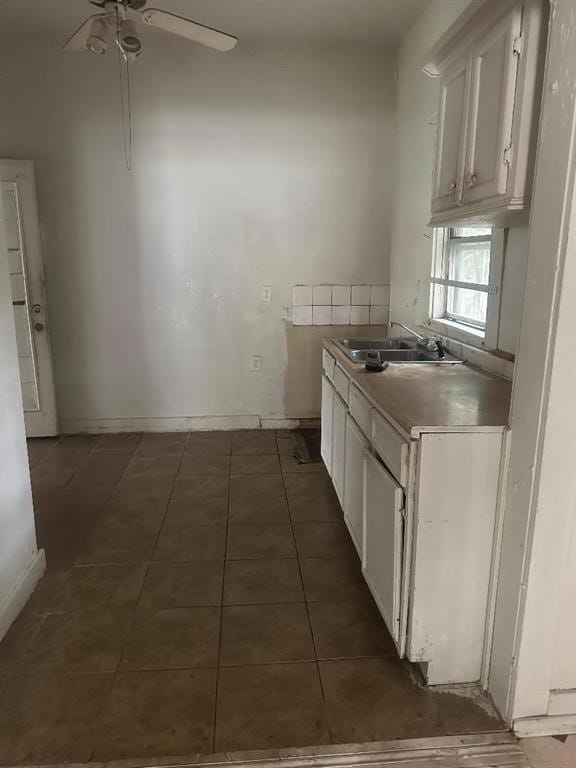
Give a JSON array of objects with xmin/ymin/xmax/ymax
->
[
  {"xmin": 85, "ymin": 433, "xmax": 179, "ymax": 762},
  {"xmin": 211, "ymin": 434, "xmax": 233, "ymax": 753},
  {"xmin": 278, "ymin": 438, "xmax": 335, "ymax": 746}
]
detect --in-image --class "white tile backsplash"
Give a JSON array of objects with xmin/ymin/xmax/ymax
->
[
  {"xmin": 351, "ymin": 306, "xmax": 370, "ymax": 325},
  {"xmin": 332, "ymin": 285, "xmax": 350, "ymax": 305},
  {"xmin": 312, "ymin": 285, "xmax": 332, "ymax": 306},
  {"xmin": 331, "ymin": 306, "xmax": 351, "ymax": 325},
  {"xmin": 291, "ymin": 283, "xmax": 389, "ymax": 326},
  {"xmin": 351, "ymin": 285, "xmax": 371, "ymax": 305},
  {"xmin": 313, "ymin": 305, "xmax": 332, "ymax": 325},
  {"xmin": 292, "ymin": 285, "xmax": 312, "ymax": 306},
  {"xmin": 292, "ymin": 305, "xmax": 312, "ymax": 326},
  {"xmin": 370, "ymin": 285, "xmax": 390, "ymax": 306},
  {"xmin": 370, "ymin": 306, "xmax": 389, "ymax": 325}
]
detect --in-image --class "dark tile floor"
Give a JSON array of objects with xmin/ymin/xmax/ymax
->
[{"xmin": 0, "ymin": 430, "xmax": 505, "ymax": 765}]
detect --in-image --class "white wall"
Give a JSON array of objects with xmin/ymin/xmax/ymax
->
[
  {"xmin": 0, "ymin": 180, "xmax": 44, "ymax": 640},
  {"xmin": 0, "ymin": 32, "xmax": 395, "ymax": 429},
  {"xmin": 389, "ymin": 0, "xmax": 527, "ymax": 363}
]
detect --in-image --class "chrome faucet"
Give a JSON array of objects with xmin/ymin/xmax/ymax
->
[{"xmin": 389, "ymin": 321, "xmax": 445, "ymax": 359}]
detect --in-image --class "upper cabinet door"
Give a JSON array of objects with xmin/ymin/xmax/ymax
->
[
  {"xmin": 462, "ymin": 6, "xmax": 522, "ymax": 204},
  {"xmin": 431, "ymin": 59, "xmax": 470, "ymax": 213}
]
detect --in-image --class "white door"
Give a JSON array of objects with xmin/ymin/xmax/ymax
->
[
  {"xmin": 431, "ymin": 58, "xmax": 470, "ymax": 213},
  {"xmin": 343, "ymin": 414, "xmax": 369, "ymax": 557},
  {"xmin": 331, "ymin": 391, "xmax": 347, "ymax": 504},
  {"xmin": 0, "ymin": 160, "xmax": 57, "ymax": 436},
  {"xmin": 321, "ymin": 374, "xmax": 334, "ymax": 475},
  {"xmin": 363, "ymin": 451, "xmax": 404, "ymax": 646},
  {"xmin": 462, "ymin": 7, "xmax": 522, "ymax": 204}
]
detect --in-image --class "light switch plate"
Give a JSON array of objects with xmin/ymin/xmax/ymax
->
[{"xmin": 260, "ymin": 286, "xmax": 272, "ymax": 303}]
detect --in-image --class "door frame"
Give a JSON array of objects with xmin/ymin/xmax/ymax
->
[{"xmin": 0, "ymin": 159, "xmax": 58, "ymax": 436}]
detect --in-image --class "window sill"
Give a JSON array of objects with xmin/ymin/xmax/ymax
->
[
  {"xmin": 420, "ymin": 318, "xmax": 514, "ymax": 379},
  {"xmin": 427, "ymin": 318, "xmax": 486, "ymax": 347}
]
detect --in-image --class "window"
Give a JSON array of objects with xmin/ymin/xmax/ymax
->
[{"xmin": 430, "ymin": 227, "xmax": 500, "ymax": 339}]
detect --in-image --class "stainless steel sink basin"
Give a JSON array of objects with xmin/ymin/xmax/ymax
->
[
  {"xmin": 336, "ymin": 338, "xmax": 414, "ymax": 351},
  {"xmin": 334, "ymin": 338, "xmax": 462, "ymax": 365}
]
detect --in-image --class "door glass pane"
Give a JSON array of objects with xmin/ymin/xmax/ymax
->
[
  {"xmin": 2, "ymin": 182, "xmax": 39, "ymax": 411},
  {"xmin": 448, "ymin": 241, "xmax": 491, "ymax": 285},
  {"xmin": 447, "ymin": 286, "xmax": 488, "ymax": 326}
]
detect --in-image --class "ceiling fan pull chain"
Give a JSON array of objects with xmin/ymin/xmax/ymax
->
[
  {"xmin": 116, "ymin": 6, "xmax": 133, "ymax": 171},
  {"xmin": 125, "ymin": 56, "xmax": 133, "ymax": 171}
]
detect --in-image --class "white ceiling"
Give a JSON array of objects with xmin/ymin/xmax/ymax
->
[{"xmin": 0, "ymin": 0, "xmax": 430, "ymax": 45}]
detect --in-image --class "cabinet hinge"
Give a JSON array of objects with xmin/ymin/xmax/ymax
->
[
  {"xmin": 513, "ymin": 34, "xmax": 523, "ymax": 57},
  {"xmin": 503, "ymin": 145, "xmax": 513, "ymax": 166}
]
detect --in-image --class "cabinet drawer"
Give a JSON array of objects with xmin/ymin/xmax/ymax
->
[
  {"xmin": 322, "ymin": 349, "xmax": 335, "ymax": 382},
  {"xmin": 333, "ymin": 364, "xmax": 350, "ymax": 404},
  {"xmin": 349, "ymin": 384, "xmax": 372, "ymax": 438},
  {"xmin": 371, "ymin": 410, "xmax": 409, "ymax": 487}
]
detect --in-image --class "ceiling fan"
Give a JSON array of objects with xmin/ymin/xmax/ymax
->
[{"xmin": 63, "ymin": 0, "xmax": 238, "ymax": 61}]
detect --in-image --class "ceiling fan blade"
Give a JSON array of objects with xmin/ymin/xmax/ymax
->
[
  {"xmin": 62, "ymin": 14, "xmax": 104, "ymax": 52},
  {"xmin": 140, "ymin": 9, "xmax": 238, "ymax": 52}
]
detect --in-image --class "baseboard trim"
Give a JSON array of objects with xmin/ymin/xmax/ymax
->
[
  {"xmin": 0, "ymin": 548, "xmax": 45, "ymax": 642},
  {"xmin": 513, "ymin": 713, "xmax": 576, "ymax": 737},
  {"xmin": 60, "ymin": 415, "xmax": 262, "ymax": 434},
  {"xmin": 260, "ymin": 419, "xmax": 301, "ymax": 430},
  {"xmin": 59, "ymin": 416, "xmax": 313, "ymax": 434},
  {"xmin": 6, "ymin": 733, "xmax": 524, "ymax": 768}
]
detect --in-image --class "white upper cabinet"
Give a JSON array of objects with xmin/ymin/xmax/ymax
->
[
  {"xmin": 431, "ymin": 60, "xmax": 469, "ymax": 213},
  {"xmin": 464, "ymin": 7, "xmax": 522, "ymax": 204},
  {"xmin": 426, "ymin": 0, "xmax": 547, "ymax": 227}
]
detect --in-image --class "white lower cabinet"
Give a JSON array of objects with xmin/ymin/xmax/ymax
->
[
  {"xmin": 321, "ymin": 348, "xmax": 505, "ymax": 684},
  {"xmin": 362, "ymin": 451, "xmax": 404, "ymax": 647},
  {"xmin": 331, "ymin": 391, "xmax": 347, "ymax": 503},
  {"xmin": 320, "ymin": 375, "xmax": 333, "ymax": 474},
  {"xmin": 343, "ymin": 414, "xmax": 368, "ymax": 557}
]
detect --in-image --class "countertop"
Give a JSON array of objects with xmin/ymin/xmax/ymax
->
[{"xmin": 323, "ymin": 338, "xmax": 512, "ymax": 438}]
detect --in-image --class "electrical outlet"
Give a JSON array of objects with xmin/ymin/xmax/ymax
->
[
  {"xmin": 249, "ymin": 355, "xmax": 262, "ymax": 372},
  {"xmin": 260, "ymin": 286, "xmax": 272, "ymax": 303}
]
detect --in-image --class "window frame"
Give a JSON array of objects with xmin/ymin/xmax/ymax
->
[{"xmin": 429, "ymin": 227, "xmax": 505, "ymax": 350}]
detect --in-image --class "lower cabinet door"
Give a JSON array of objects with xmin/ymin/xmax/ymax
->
[
  {"xmin": 344, "ymin": 414, "xmax": 369, "ymax": 557},
  {"xmin": 321, "ymin": 375, "xmax": 334, "ymax": 475},
  {"xmin": 331, "ymin": 391, "xmax": 347, "ymax": 504},
  {"xmin": 362, "ymin": 450, "xmax": 404, "ymax": 646}
]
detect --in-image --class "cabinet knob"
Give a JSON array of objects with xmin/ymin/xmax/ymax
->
[
  {"xmin": 465, "ymin": 172, "xmax": 478, "ymax": 189},
  {"xmin": 448, "ymin": 181, "xmax": 457, "ymax": 191}
]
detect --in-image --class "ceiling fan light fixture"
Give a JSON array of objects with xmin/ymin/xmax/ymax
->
[
  {"xmin": 86, "ymin": 17, "xmax": 108, "ymax": 54},
  {"xmin": 119, "ymin": 18, "xmax": 142, "ymax": 57}
]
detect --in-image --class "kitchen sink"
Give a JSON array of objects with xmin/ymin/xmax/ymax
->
[
  {"xmin": 336, "ymin": 338, "xmax": 414, "ymax": 351},
  {"xmin": 334, "ymin": 338, "xmax": 462, "ymax": 365}
]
